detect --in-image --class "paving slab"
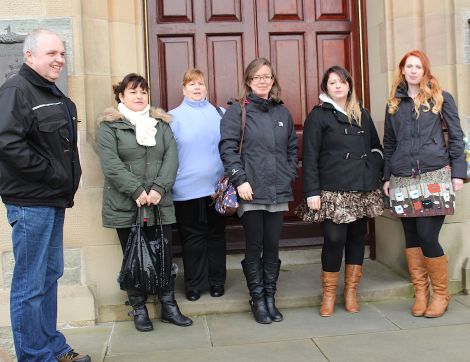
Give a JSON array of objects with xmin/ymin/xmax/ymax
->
[
  {"xmin": 105, "ymin": 339, "xmax": 327, "ymax": 362},
  {"xmin": 454, "ymin": 294, "xmax": 470, "ymax": 308},
  {"xmin": 371, "ymin": 299, "xmax": 470, "ymax": 329},
  {"xmin": 62, "ymin": 324, "xmax": 112, "ymax": 362},
  {"xmin": 107, "ymin": 316, "xmax": 210, "ymax": 356},
  {"xmin": 207, "ymin": 305, "xmax": 399, "ymax": 347},
  {"xmin": 314, "ymin": 324, "xmax": 470, "ymax": 362}
]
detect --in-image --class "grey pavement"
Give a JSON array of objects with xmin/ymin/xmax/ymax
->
[
  {"xmin": 2, "ymin": 260, "xmax": 470, "ymax": 361},
  {"xmin": 65, "ymin": 296, "xmax": 470, "ymax": 362}
]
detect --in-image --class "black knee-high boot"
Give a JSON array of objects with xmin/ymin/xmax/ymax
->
[
  {"xmin": 241, "ymin": 259, "xmax": 272, "ymax": 324},
  {"xmin": 160, "ymin": 275, "xmax": 193, "ymax": 327},
  {"xmin": 263, "ymin": 259, "xmax": 283, "ymax": 322},
  {"xmin": 127, "ymin": 292, "xmax": 153, "ymax": 332}
]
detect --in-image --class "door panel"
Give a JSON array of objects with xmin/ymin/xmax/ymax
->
[
  {"xmin": 268, "ymin": 0, "xmax": 304, "ymax": 21},
  {"xmin": 157, "ymin": 37, "xmax": 194, "ymax": 111},
  {"xmin": 147, "ymin": 0, "xmax": 369, "ymax": 251},
  {"xmin": 207, "ymin": 35, "xmax": 245, "ymax": 107},
  {"xmin": 156, "ymin": 0, "xmax": 193, "ymax": 22},
  {"xmin": 205, "ymin": 0, "xmax": 242, "ymax": 21},
  {"xmin": 315, "ymin": 0, "xmax": 348, "ymax": 20},
  {"xmin": 316, "ymin": 33, "xmax": 352, "ymax": 83}
]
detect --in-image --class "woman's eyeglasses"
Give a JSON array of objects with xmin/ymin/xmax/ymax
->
[{"xmin": 251, "ymin": 75, "xmax": 273, "ymax": 82}]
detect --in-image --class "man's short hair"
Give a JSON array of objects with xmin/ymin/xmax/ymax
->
[{"xmin": 23, "ymin": 28, "xmax": 62, "ymax": 60}]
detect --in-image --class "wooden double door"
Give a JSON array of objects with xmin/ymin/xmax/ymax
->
[{"xmin": 147, "ymin": 0, "xmax": 370, "ymax": 251}]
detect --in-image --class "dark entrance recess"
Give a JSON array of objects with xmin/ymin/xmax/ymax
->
[{"xmin": 145, "ymin": 0, "xmax": 375, "ymax": 258}]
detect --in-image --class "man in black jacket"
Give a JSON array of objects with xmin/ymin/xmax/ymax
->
[{"xmin": 0, "ymin": 29, "xmax": 89, "ymax": 362}]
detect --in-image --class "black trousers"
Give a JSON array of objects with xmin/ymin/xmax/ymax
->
[
  {"xmin": 401, "ymin": 216, "xmax": 445, "ymax": 257},
  {"xmin": 116, "ymin": 224, "xmax": 173, "ymax": 299},
  {"xmin": 321, "ymin": 218, "xmax": 367, "ymax": 272},
  {"xmin": 240, "ymin": 210, "xmax": 284, "ymax": 264},
  {"xmin": 174, "ymin": 196, "xmax": 226, "ymax": 291}
]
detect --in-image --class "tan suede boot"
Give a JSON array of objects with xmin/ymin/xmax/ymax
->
[
  {"xmin": 344, "ymin": 264, "xmax": 362, "ymax": 313},
  {"xmin": 424, "ymin": 255, "xmax": 450, "ymax": 318},
  {"xmin": 320, "ymin": 271, "xmax": 340, "ymax": 317},
  {"xmin": 405, "ymin": 247, "xmax": 430, "ymax": 317}
]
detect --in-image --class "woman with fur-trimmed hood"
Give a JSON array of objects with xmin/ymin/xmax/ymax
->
[{"xmin": 96, "ymin": 73, "xmax": 192, "ymax": 332}]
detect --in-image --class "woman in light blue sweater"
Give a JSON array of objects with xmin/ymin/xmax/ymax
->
[{"xmin": 169, "ymin": 69, "xmax": 227, "ymax": 301}]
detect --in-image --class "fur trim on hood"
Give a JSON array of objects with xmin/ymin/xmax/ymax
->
[{"xmin": 97, "ymin": 106, "xmax": 172, "ymax": 124}]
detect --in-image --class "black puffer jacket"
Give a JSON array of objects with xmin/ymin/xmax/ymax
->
[
  {"xmin": 219, "ymin": 93, "xmax": 298, "ymax": 204},
  {"xmin": 302, "ymin": 102, "xmax": 384, "ymax": 198},
  {"xmin": 0, "ymin": 64, "xmax": 81, "ymax": 207},
  {"xmin": 383, "ymin": 87, "xmax": 466, "ymax": 180}
]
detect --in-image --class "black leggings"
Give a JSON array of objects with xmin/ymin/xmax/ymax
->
[
  {"xmin": 401, "ymin": 216, "xmax": 445, "ymax": 257},
  {"xmin": 321, "ymin": 218, "xmax": 367, "ymax": 272},
  {"xmin": 241, "ymin": 210, "xmax": 284, "ymax": 264}
]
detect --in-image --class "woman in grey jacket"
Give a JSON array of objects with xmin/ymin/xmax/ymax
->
[
  {"xmin": 383, "ymin": 50, "xmax": 466, "ymax": 318},
  {"xmin": 219, "ymin": 58, "xmax": 298, "ymax": 324},
  {"xmin": 96, "ymin": 73, "xmax": 192, "ymax": 331}
]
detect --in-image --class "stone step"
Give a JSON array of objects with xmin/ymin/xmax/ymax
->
[
  {"xmin": 175, "ymin": 246, "xmax": 371, "ymax": 271},
  {"xmin": 97, "ymin": 258, "xmax": 413, "ymax": 322}
]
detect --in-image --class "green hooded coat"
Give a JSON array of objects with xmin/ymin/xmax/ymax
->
[{"xmin": 96, "ymin": 107, "xmax": 178, "ymax": 228}]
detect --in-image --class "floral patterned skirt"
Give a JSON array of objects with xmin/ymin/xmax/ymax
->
[
  {"xmin": 294, "ymin": 189, "xmax": 384, "ymax": 224},
  {"xmin": 389, "ymin": 166, "xmax": 455, "ymax": 217}
]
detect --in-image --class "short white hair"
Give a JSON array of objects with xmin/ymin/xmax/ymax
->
[{"xmin": 23, "ymin": 28, "xmax": 62, "ymax": 60}]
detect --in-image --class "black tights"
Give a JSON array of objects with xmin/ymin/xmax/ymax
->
[
  {"xmin": 321, "ymin": 218, "xmax": 367, "ymax": 272},
  {"xmin": 401, "ymin": 216, "xmax": 445, "ymax": 257},
  {"xmin": 241, "ymin": 210, "xmax": 284, "ymax": 264}
]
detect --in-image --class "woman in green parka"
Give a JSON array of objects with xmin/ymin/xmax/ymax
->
[{"xmin": 96, "ymin": 73, "xmax": 192, "ymax": 331}]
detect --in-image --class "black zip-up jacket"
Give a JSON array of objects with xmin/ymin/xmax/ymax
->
[
  {"xmin": 302, "ymin": 102, "xmax": 384, "ymax": 198},
  {"xmin": 0, "ymin": 64, "xmax": 81, "ymax": 207},
  {"xmin": 219, "ymin": 93, "xmax": 298, "ymax": 204},
  {"xmin": 383, "ymin": 87, "xmax": 466, "ymax": 180}
]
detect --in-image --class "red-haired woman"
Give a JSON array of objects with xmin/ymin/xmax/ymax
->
[{"xmin": 383, "ymin": 50, "xmax": 466, "ymax": 318}]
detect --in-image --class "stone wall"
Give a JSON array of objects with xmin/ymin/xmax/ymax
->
[{"xmin": 0, "ymin": 0, "xmax": 145, "ymax": 327}]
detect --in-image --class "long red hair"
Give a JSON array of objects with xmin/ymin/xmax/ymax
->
[{"xmin": 387, "ymin": 50, "xmax": 443, "ymax": 116}]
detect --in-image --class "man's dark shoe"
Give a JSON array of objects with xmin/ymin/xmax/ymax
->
[
  {"xmin": 210, "ymin": 285, "xmax": 225, "ymax": 297},
  {"xmin": 186, "ymin": 290, "xmax": 200, "ymax": 301},
  {"xmin": 58, "ymin": 350, "xmax": 91, "ymax": 362}
]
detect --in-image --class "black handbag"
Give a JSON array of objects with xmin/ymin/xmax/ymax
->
[{"xmin": 118, "ymin": 206, "xmax": 171, "ymax": 294}]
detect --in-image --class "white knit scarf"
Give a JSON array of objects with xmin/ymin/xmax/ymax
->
[{"xmin": 118, "ymin": 102, "xmax": 157, "ymax": 146}]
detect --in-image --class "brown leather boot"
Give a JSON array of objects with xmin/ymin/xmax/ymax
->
[
  {"xmin": 424, "ymin": 255, "xmax": 450, "ymax": 318},
  {"xmin": 344, "ymin": 264, "xmax": 362, "ymax": 313},
  {"xmin": 405, "ymin": 247, "xmax": 430, "ymax": 317},
  {"xmin": 320, "ymin": 271, "xmax": 339, "ymax": 317}
]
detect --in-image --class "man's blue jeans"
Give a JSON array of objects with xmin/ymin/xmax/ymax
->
[{"xmin": 6, "ymin": 205, "xmax": 72, "ymax": 362}]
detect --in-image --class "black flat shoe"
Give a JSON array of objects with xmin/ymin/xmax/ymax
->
[
  {"xmin": 210, "ymin": 285, "xmax": 225, "ymax": 297},
  {"xmin": 186, "ymin": 290, "xmax": 200, "ymax": 301}
]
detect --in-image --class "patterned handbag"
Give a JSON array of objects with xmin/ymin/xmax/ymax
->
[
  {"xmin": 213, "ymin": 176, "xmax": 239, "ymax": 216},
  {"xmin": 212, "ymin": 101, "xmax": 247, "ymax": 216}
]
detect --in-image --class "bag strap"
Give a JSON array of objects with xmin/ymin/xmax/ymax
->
[
  {"xmin": 215, "ymin": 106, "xmax": 224, "ymax": 117},
  {"xmin": 440, "ymin": 111, "xmax": 449, "ymax": 147},
  {"xmin": 155, "ymin": 205, "xmax": 164, "ymax": 236},
  {"xmin": 238, "ymin": 101, "xmax": 247, "ymax": 155}
]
